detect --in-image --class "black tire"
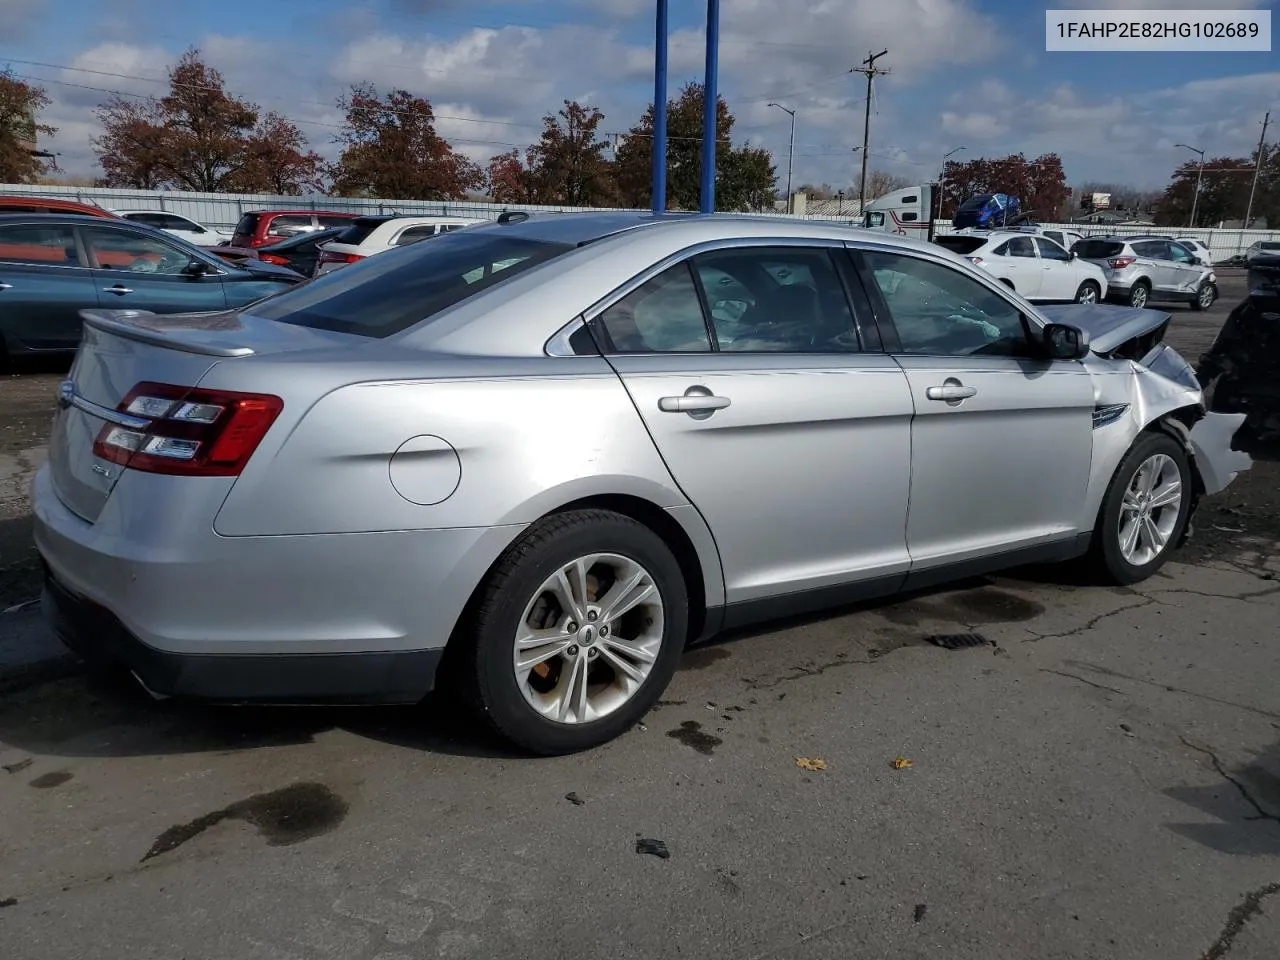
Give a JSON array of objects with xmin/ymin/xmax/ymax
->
[
  {"xmin": 1074, "ymin": 281, "xmax": 1101, "ymax": 305},
  {"xmin": 1086, "ymin": 432, "xmax": 1192, "ymax": 585},
  {"xmin": 1190, "ymin": 281, "xmax": 1214, "ymax": 311},
  {"xmin": 458, "ymin": 509, "xmax": 688, "ymax": 755},
  {"xmin": 1127, "ymin": 280, "xmax": 1151, "ymax": 309}
]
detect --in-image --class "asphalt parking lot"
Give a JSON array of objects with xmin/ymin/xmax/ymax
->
[{"xmin": 1, "ymin": 278, "xmax": 1278, "ymax": 959}]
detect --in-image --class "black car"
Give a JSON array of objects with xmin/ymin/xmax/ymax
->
[
  {"xmin": 255, "ymin": 226, "xmax": 345, "ymax": 277},
  {"xmin": 0, "ymin": 214, "xmax": 303, "ymax": 364}
]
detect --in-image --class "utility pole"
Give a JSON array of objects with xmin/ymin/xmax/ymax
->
[
  {"xmin": 1176, "ymin": 143, "xmax": 1205, "ymax": 229},
  {"xmin": 768, "ymin": 102, "xmax": 796, "ymax": 213},
  {"xmin": 1245, "ymin": 111, "xmax": 1270, "ymax": 229},
  {"xmin": 853, "ymin": 49, "xmax": 889, "ymax": 216},
  {"xmin": 652, "ymin": 0, "xmax": 668, "ymax": 213}
]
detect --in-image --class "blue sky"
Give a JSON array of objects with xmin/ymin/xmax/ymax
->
[{"xmin": 1, "ymin": 0, "xmax": 1276, "ymax": 191}]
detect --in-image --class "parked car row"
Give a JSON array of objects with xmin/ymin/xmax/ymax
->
[{"xmin": 932, "ymin": 224, "xmax": 1220, "ymax": 311}]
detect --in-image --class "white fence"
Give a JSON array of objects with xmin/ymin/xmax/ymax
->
[{"xmin": 3, "ymin": 183, "xmax": 1275, "ymax": 261}]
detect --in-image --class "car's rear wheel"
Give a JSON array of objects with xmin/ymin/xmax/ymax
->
[
  {"xmin": 1086, "ymin": 432, "xmax": 1191, "ymax": 585},
  {"xmin": 460, "ymin": 509, "xmax": 688, "ymax": 755},
  {"xmin": 1074, "ymin": 281, "xmax": 1101, "ymax": 304},
  {"xmin": 1191, "ymin": 281, "xmax": 1215, "ymax": 311},
  {"xmin": 1127, "ymin": 281, "xmax": 1151, "ymax": 309}
]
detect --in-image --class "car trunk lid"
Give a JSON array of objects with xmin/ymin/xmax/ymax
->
[{"xmin": 48, "ymin": 308, "xmax": 352, "ymax": 523}]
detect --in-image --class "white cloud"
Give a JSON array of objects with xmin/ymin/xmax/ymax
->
[{"xmin": 940, "ymin": 111, "xmax": 1008, "ymax": 139}]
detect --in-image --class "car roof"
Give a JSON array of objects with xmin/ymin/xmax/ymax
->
[
  {"xmin": 0, "ymin": 195, "xmax": 116, "ymax": 215},
  {"xmin": 247, "ymin": 209, "xmax": 358, "ymax": 217},
  {"xmin": 0, "ymin": 212, "xmax": 146, "ymax": 224},
  {"xmin": 112, "ymin": 208, "xmax": 194, "ymax": 217},
  {"xmin": 464, "ymin": 210, "xmax": 899, "ymax": 249}
]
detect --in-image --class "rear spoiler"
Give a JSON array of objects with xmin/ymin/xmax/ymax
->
[{"xmin": 79, "ymin": 309, "xmax": 255, "ymax": 358}]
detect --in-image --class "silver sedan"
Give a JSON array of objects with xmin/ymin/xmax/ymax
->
[{"xmin": 33, "ymin": 212, "xmax": 1250, "ymax": 754}]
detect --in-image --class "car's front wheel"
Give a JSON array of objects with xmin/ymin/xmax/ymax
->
[
  {"xmin": 1075, "ymin": 280, "xmax": 1101, "ymax": 304},
  {"xmin": 1087, "ymin": 432, "xmax": 1192, "ymax": 585},
  {"xmin": 1191, "ymin": 281, "xmax": 1215, "ymax": 311},
  {"xmin": 459, "ymin": 509, "xmax": 688, "ymax": 754}
]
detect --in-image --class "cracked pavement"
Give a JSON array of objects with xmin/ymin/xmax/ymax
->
[{"xmin": 3, "ymin": 285, "xmax": 1280, "ymax": 958}]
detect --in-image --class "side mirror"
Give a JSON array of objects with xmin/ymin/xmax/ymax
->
[
  {"xmin": 183, "ymin": 258, "xmax": 211, "ymax": 276},
  {"xmin": 1070, "ymin": 250, "xmax": 1078, "ymax": 259},
  {"xmin": 1043, "ymin": 322, "xmax": 1090, "ymax": 361}
]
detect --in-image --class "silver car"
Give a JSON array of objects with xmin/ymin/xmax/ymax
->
[
  {"xmin": 33, "ymin": 213, "xmax": 1250, "ymax": 754},
  {"xmin": 1075, "ymin": 235, "xmax": 1217, "ymax": 310}
]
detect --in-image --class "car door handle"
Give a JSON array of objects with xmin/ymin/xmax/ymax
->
[
  {"xmin": 658, "ymin": 394, "xmax": 731, "ymax": 414},
  {"xmin": 0, "ymin": 282, "xmax": 12, "ymax": 291},
  {"xmin": 926, "ymin": 383, "xmax": 977, "ymax": 403},
  {"xmin": 104, "ymin": 285, "xmax": 133, "ymax": 295}
]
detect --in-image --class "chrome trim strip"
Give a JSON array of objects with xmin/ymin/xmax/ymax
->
[{"xmin": 59, "ymin": 383, "xmax": 151, "ymax": 429}]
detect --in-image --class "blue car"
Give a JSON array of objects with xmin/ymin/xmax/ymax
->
[
  {"xmin": 952, "ymin": 193, "xmax": 1021, "ymax": 230},
  {"xmin": 0, "ymin": 213, "xmax": 303, "ymax": 365}
]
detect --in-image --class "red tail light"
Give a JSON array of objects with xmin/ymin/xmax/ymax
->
[
  {"xmin": 318, "ymin": 250, "xmax": 364, "ymax": 265},
  {"xmin": 93, "ymin": 382, "xmax": 283, "ymax": 477},
  {"xmin": 1108, "ymin": 256, "xmax": 1136, "ymax": 269},
  {"xmin": 258, "ymin": 253, "xmax": 290, "ymax": 265}
]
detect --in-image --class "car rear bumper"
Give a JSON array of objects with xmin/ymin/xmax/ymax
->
[
  {"xmin": 31, "ymin": 464, "xmax": 523, "ymax": 701},
  {"xmin": 42, "ymin": 572, "xmax": 441, "ymax": 703}
]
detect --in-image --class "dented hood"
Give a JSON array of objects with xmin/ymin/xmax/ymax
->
[{"xmin": 1037, "ymin": 303, "xmax": 1170, "ymax": 356}]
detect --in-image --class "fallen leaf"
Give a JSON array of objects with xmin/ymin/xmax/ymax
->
[
  {"xmin": 891, "ymin": 756, "xmax": 913, "ymax": 770},
  {"xmin": 795, "ymin": 757, "xmax": 828, "ymax": 772}
]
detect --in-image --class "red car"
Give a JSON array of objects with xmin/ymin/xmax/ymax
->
[
  {"xmin": 0, "ymin": 195, "xmax": 120, "ymax": 218},
  {"xmin": 231, "ymin": 210, "xmax": 360, "ymax": 248}
]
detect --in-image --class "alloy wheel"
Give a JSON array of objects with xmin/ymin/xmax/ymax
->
[
  {"xmin": 512, "ymin": 553, "xmax": 664, "ymax": 724},
  {"xmin": 1117, "ymin": 453, "xmax": 1183, "ymax": 566}
]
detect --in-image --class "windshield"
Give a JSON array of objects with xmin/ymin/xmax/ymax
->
[
  {"xmin": 251, "ymin": 231, "xmax": 572, "ymax": 337},
  {"xmin": 958, "ymin": 195, "xmax": 992, "ymax": 210},
  {"xmin": 333, "ymin": 218, "xmax": 390, "ymax": 245},
  {"xmin": 233, "ymin": 213, "xmax": 260, "ymax": 236}
]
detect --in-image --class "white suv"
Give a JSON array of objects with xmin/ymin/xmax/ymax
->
[
  {"xmin": 315, "ymin": 215, "xmax": 485, "ymax": 274},
  {"xmin": 935, "ymin": 229, "xmax": 1108, "ymax": 303}
]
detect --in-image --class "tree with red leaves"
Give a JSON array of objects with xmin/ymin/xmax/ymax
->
[
  {"xmin": 487, "ymin": 147, "xmax": 542, "ymax": 204},
  {"xmin": 329, "ymin": 84, "xmax": 484, "ymax": 200},
  {"xmin": 0, "ymin": 69, "xmax": 57, "ymax": 183},
  {"xmin": 235, "ymin": 112, "xmax": 325, "ymax": 195}
]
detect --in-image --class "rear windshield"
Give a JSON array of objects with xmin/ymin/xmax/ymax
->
[
  {"xmin": 333, "ymin": 218, "xmax": 389, "ymax": 245},
  {"xmin": 1074, "ymin": 239, "xmax": 1125, "ymax": 259},
  {"xmin": 234, "ymin": 213, "xmax": 261, "ymax": 236},
  {"xmin": 935, "ymin": 236, "xmax": 986, "ymax": 255},
  {"xmin": 251, "ymin": 232, "xmax": 573, "ymax": 338}
]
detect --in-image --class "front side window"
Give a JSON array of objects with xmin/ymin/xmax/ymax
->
[
  {"xmin": 0, "ymin": 224, "xmax": 80, "ymax": 265},
  {"xmin": 83, "ymin": 226, "xmax": 191, "ymax": 274},
  {"xmin": 862, "ymin": 250, "xmax": 1029, "ymax": 357},
  {"xmin": 1035, "ymin": 238, "xmax": 1071, "ymax": 261},
  {"xmin": 691, "ymin": 247, "xmax": 859, "ymax": 353},
  {"xmin": 596, "ymin": 264, "xmax": 712, "ymax": 353},
  {"xmin": 1168, "ymin": 242, "xmax": 1195, "ymax": 264}
]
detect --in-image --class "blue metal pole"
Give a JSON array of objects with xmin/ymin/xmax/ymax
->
[
  {"xmin": 700, "ymin": 0, "xmax": 719, "ymax": 213},
  {"xmin": 652, "ymin": 0, "xmax": 668, "ymax": 213}
]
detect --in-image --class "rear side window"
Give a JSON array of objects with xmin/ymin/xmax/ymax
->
[
  {"xmin": 334, "ymin": 218, "xmax": 388, "ymax": 245},
  {"xmin": 234, "ymin": 213, "xmax": 261, "ymax": 236},
  {"xmin": 0, "ymin": 223, "xmax": 80, "ymax": 265},
  {"xmin": 1132, "ymin": 241, "xmax": 1167, "ymax": 260},
  {"xmin": 596, "ymin": 264, "xmax": 712, "ymax": 353},
  {"xmin": 251, "ymin": 233, "xmax": 572, "ymax": 338},
  {"xmin": 1075, "ymin": 239, "xmax": 1125, "ymax": 259},
  {"xmin": 265, "ymin": 215, "xmax": 312, "ymax": 237},
  {"xmin": 394, "ymin": 225, "xmax": 439, "ymax": 246},
  {"xmin": 1000, "ymin": 236, "xmax": 1036, "ymax": 258},
  {"xmin": 934, "ymin": 236, "xmax": 986, "ymax": 255}
]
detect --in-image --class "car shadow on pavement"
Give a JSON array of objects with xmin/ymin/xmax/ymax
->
[
  {"xmin": 0, "ymin": 669, "xmax": 528, "ymax": 762},
  {"xmin": 1163, "ymin": 737, "xmax": 1280, "ymax": 856}
]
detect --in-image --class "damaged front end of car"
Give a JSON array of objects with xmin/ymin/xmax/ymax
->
[{"xmin": 1040, "ymin": 302, "xmax": 1253, "ymax": 544}]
